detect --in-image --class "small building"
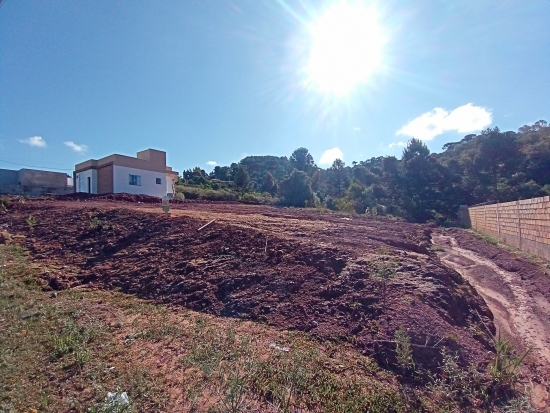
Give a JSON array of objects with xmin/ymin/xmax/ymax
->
[
  {"xmin": 74, "ymin": 149, "xmax": 178, "ymax": 198},
  {"xmin": 0, "ymin": 168, "xmax": 73, "ymax": 196}
]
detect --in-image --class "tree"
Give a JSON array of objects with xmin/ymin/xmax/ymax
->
[
  {"xmin": 289, "ymin": 148, "xmax": 315, "ymax": 173},
  {"xmin": 233, "ymin": 165, "xmax": 250, "ymax": 190},
  {"xmin": 210, "ymin": 166, "xmax": 231, "ymax": 181},
  {"xmin": 401, "ymin": 139, "xmax": 438, "ymax": 222},
  {"xmin": 327, "ymin": 159, "xmax": 349, "ymax": 197},
  {"xmin": 262, "ymin": 172, "xmax": 277, "ymax": 195},
  {"xmin": 278, "ymin": 170, "xmax": 313, "ymax": 207}
]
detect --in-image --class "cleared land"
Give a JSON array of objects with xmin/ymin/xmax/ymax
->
[{"xmin": 1, "ymin": 195, "xmax": 548, "ymax": 412}]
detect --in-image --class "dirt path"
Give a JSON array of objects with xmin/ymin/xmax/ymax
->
[{"xmin": 432, "ymin": 232, "xmax": 550, "ymax": 410}]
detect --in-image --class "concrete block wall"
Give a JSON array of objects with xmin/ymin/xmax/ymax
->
[{"xmin": 465, "ymin": 196, "xmax": 550, "ymax": 260}]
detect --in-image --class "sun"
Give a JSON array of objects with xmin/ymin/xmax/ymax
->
[{"xmin": 306, "ymin": 3, "xmax": 386, "ymax": 95}]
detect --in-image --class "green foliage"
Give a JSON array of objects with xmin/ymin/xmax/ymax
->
[
  {"xmin": 278, "ymin": 169, "xmax": 314, "ymax": 207},
  {"xmin": 394, "ymin": 326, "xmax": 415, "ymax": 373},
  {"xmin": 173, "ymin": 122, "xmax": 550, "ymax": 222},
  {"xmin": 176, "ymin": 186, "xmax": 239, "ymax": 202},
  {"xmin": 503, "ymin": 396, "xmax": 537, "ymax": 413},
  {"xmin": 289, "ymin": 147, "xmax": 315, "ymax": 172},
  {"xmin": 327, "ymin": 158, "xmax": 350, "ymax": 197},
  {"xmin": 233, "ymin": 165, "xmax": 250, "ymax": 190},
  {"xmin": 0, "ymin": 196, "xmax": 11, "ymax": 211},
  {"xmin": 490, "ymin": 331, "xmax": 532, "ymax": 390},
  {"xmin": 26, "ymin": 215, "xmax": 37, "ymax": 229}
]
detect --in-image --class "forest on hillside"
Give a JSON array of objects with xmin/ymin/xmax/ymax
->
[{"xmin": 176, "ymin": 120, "xmax": 550, "ymax": 223}]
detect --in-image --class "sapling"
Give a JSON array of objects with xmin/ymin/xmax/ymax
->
[{"xmin": 26, "ymin": 215, "xmax": 37, "ymax": 230}]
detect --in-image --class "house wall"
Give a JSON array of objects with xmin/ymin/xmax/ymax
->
[
  {"xmin": 76, "ymin": 169, "xmax": 97, "ymax": 193},
  {"xmin": 75, "ymin": 151, "xmax": 167, "ymax": 174},
  {"xmin": 462, "ymin": 196, "xmax": 550, "ymax": 260},
  {"xmin": 112, "ymin": 165, "xmax": 165, "ymax": 197},
  {"xmin": 0, "ymin": 168, "xmax": 71, "ymax": 196},
  {"xmin": 166, "ymin": 174, "xmax": 178, "ymax": 195},
  {"xmin": 18, "ymin": 169, "xmax": 67, "ymax": 188},
  {"xmin": 97, "ymin": 165, "xmax": 114, "ymax": 194},
  {"xmin": 0, "ymin": 169, "xmax": 19, "ymax": 185}
]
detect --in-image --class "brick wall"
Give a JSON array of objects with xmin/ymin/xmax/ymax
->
[{"xmin": 463, "ymin": 196, "xmax": 550, "ymax": 260}]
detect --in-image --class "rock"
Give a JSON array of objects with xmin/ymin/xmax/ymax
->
[
  {"xmin": 310, "ymin": 320, "xmax": 318, "ymax": 327},
  {"xmin": 50, "ymin": 292, "xmax": 58, "ymax": 298}
]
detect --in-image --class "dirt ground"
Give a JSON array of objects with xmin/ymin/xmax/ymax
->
[
  {"xmin": 432, "ymin": 228, "xmax": 550, "ymax": 408},
  {"xmin": 2, "ymin": 195, "xmax": 549, "ymax": 409}
]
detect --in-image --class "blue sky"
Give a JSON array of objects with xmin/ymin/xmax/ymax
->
[{"xmin": 1, "ymin": 0, "xmax": 549, "ymax": 174}]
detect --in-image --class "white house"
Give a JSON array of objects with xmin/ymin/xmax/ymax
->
[{"xmin": 74, "ymin": 149, "xmax": 179, "ymax": 197}]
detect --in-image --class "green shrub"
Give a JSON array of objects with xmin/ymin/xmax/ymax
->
[{"xmin": 176, "ymin": 186, "xmax": 238, "ymax": 201}]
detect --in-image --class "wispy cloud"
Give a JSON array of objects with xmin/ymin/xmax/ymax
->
[
  {"xmin": 388, "ymin": 142, "xmax": 406, "ymax": 149},
  {"xmin": 19, "ymin": 136, "xmax": 46, "ymax": 147},
  {"xmin": 396, "ymin": 103, "xmax": 492, "ymax": 141},
  {"xmin": 64, "ymin": 141, "xmax": 88, "ymax": 153},
  {"xmin": 353, "ymin": 127, "xmax": 360, "ymax": 132},
  {"xmin": 319, "ymin": 147, "xmax": 343, "ymax": 165},
  {"xmin": 206, "ymin": 161, "xmax": 217, "ymax": 166}
]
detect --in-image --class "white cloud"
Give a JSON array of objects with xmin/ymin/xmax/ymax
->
[
  {"xmin": 388, "ymin": 142, "xmax": 406, "ymax": 149},
  {"xmin": 206, "ymin": 161, "xmax": 217, "ymax": 166},
  {"xmin": 353, "ymin": 127, "xmax": 360, "ymax": 132},
  {"xmin": 64, "ymin": 141, "xmax": 88, "ymax": 153},
  {"xmin": 319, "ymin": 147, "xmax": 343, "ymax": 165},
  {"xmin": 19, "ymin": 136, "xmax": 46, "ymax": 147},
  {"xmin": 396, "ymin": 103, "xmax": 492, "ymax": 141}
]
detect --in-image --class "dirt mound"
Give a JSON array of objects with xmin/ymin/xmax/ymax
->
[
  {"xmin": 1, "ymin": 201, "xmax": 496, "ymax": 371},
  {"xmin": 56, "ymin": 193, "xmax": 162, "ymax": 203}
]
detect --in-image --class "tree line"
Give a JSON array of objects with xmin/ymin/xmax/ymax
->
[{"xmin": 177, "ymin": 120, "xmax": 550, "ymax": 223}]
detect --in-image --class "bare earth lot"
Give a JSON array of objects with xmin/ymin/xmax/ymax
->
[{"xmin": 1, "ymin": 195, "xmax": 549, "ymax": 411}]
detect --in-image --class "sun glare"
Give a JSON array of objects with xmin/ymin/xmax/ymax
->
[{"xmin": 307, "ymin": 3, "xmax": 385, "ymax": 95}]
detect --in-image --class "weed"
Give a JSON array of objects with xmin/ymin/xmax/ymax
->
[
  {"xmin": 503, "ymin": 395, "xmax": 537, "ymax": 413},
  {"xmin": 75, "ymin": 349, "xmax": 92, "ymax": 368},
  {"xmin": 427, "ymin": 349, "xmax": 483, "ymax": 410},
  {"xmin": 394, "ymin": 326, "xmax": 415, "ymax": 373},
  {"xmin": 88, "ymin": 211, "xmax": 105, "ymax": 230},
  {"xmin": 89, "ymin": 217, "xmax": 103, "ymax": 230},
  {"xmin": 217, "ymin": 359, "xmax": 253, "ymax": 413},
  {"xmin": 490, "ymin": 331, "xmax": 532, "ymax": 391},
  {"xmin": 0, "ymin": 195, "xmax": 10, "ymax": 211},
  {"xmin": 26, "ymin": 214, "xmax": 37, "ymax": 230},
  {"xmin": 372, "ymin": 260, "xmax": 396, "ymax": 313},
  {"xmin": 51, "ymin": 319, "xmax": 96, "ymax": 360}
]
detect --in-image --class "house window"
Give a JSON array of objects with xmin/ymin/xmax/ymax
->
[
  {"xmin": 129, "ymin": 174, "xmax": 141, "ymax": 186},
  {"xmin": 156, "ymin": 178, "xmax": 162, "ymax": 184}
]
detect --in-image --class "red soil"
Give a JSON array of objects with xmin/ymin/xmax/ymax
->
[{"xmin": 1, "ymin": 196, "xmax": 496, "ymax": 372}]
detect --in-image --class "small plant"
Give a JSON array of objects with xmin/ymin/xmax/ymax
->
[
  {"xmin": 0, "ymin": 195, "xmax": 10, "ymax": 211},
  {"xmin": 428, "ymin": 349, "xmax": 482, "ymax": 409},
  {"xmin": 52, "ymin": 333, "xmax": 79, "ymax": 358},
  {"xmin": 75, "ymin": 349, "xmax": 91, "ymax": 368},
  {"xmin": 218, "ymin": 361, "xmax": 251, "ymax": 413},
  {"xmin": 490, "ymin": 331, "xmax": 532, "ymax": 390},
  {"xmin": 503, "ymin": 395, "xmax": 537, "ymax": 413},
  {"xmin": 394, "ymin": 326, "xmax": 415, "ymax": 373},
  {"xmin": 372, "ymin": 261, "xmax": 397, "ymax": 313},
  {"xmin": 89, "ymin": 216, "xmax": 103, "ymax": 230},
  {"xmin": 26, "ymin": 215, "xmax": 37, "ymax": 230}
]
